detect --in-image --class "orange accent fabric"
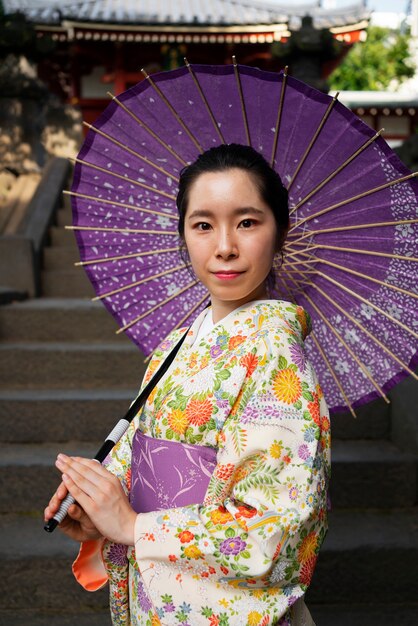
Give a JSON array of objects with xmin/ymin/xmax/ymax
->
[{"xmin": 72, "ymin": 539, "xmax": 108, "ymax": 591}]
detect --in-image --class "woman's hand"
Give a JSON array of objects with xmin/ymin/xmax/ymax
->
[
  {"xmin": 44, "ymin": 480, "xmax": 102, "ymax": 542},
  {"xmin": 54, "ymin": 454, "xmax": 137, "ymax": 546}
]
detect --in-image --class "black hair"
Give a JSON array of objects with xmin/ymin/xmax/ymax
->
[{"xmin": 176, "ymin": 143, "xmax": 289, "ymax": 252}]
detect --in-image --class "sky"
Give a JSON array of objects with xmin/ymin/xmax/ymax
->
[{"xmin": 290, "ymin": 0, "xmax": 410, "ymax": 12}]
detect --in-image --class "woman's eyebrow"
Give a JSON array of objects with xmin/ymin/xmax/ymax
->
[{"xmin": 188, "ymin": 207, "xmax": 265, "ymax": 220}]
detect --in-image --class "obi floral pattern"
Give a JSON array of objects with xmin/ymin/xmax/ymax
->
[{"xmin": 75, "ymin": 300, "xmax": 330, "ymax": 626}]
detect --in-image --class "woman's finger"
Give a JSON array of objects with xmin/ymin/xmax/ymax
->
[
  {"xmin": 56, "ymin": 455, "xmax": 112, "ymax": 489},
  {"xmin": 61, "ymin": 473, "xmax": 92, "ymax": 512},
  {"xmin": 44, "ymin": 481, "xmax": 69, "ymax": 520}
]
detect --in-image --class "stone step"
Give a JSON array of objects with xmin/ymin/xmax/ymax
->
[
  {"xmin": 56, "ymin": 208, "xmax": 73, "ymax": 228},
  {"xmin": 331, "ymin": 397, "xmax": 390, "ymax": 440},
  {"xmin": 0, "ymin": 343, "xmax": 145, "ymax": 389},
  {"xmin": 0, "ymin": 299, "xmax": 126, "ymax": 343},
  {"xmin": 308, "ymin": 508, "xmax": 418, "ymax": 604},
  {"xmin": 308, "ymin": 603, "xmax": 418, "ymax": 626},
  {"xmin": 41, "ymin": 270, "xmax": 95, "ymax": 298},
  {"xmin": 49, "ymin": 226, "xmax": 78, "ymax": 247},
  {"xmin": 0, "ymin": 509, "xmax": 416, "ymax": 609},
  {"xmin": 43, "ymin": 246, "xmax": 80, "ymax": 270},
  {"xmin": 0, "ymin": 513, "xmax": 109, "ymax": 612},
  {"xmin": 0, "ymin": 611, "xmax": 112, "ymax": 626},
  {"xmin": 330, "ymin": 439, "xmax": 417, "ymax": 509},
  {"xmin": 0, "ymin": 389, "xmax": 136, "ymax": 443},
  {"xmin": 0, "ymin": 442, "xmax": 98, "ymax": 514},
  {"xmin": 0, "ymin": 440, "xmax": 415, "ymax": 513},
  {"xmin": 2, "ymin": 605, "xmax": 418, "ymax": 626}
]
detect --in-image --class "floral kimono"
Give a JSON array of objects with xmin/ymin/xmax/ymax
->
[{"xmin": 73, "ymin": 300, "xmax": 331, "ymax": 626}]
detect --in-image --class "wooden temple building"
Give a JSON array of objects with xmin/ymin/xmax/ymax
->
[{"xmin": 2, "ymin": 0, "xmax": 417, "ymax": 142}]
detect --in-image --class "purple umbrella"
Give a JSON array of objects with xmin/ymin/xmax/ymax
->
[{"xmin": 68, "ymin": 60, "xmax": 418, "ymax": 415}]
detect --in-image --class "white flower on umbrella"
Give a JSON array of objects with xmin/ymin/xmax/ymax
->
[
  {"xmin": 335, "ymin": 359, "xmax": 350, "ymax": 375},
  {"xmin": 396, "ymin": 223, "xmax": 414, "ymax": 237},
  {"xmin": 155, "ymin": 215, "xmax": 173, "ymax": 228},
  {"xmin": 387, "ymin": 302, "xmax": 403, "ymax": 320},
  {"xmin": 344, "ymin": 327, "xmax": 360, "ymax": 345},
  {"xmin": 360, "ymin": 303, "xmax": 376, "ymax": 320}
]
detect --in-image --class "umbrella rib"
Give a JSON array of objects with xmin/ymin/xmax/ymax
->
[
  {"xmin": 92, "ymin": 263, "xmax": 191, "ymax": 301},
  {"xmin": 310, "ymin": 330, "xmax": 356, "ymax": 417},
  {"xmin": 287, "ymin": 243, "xmax": 418, "ymax": 263},
  {"xmin": 83, "ymin": 122, "xmax": 177, "ymax": 182},
  {"xmin": 288, "ymin": 277, "xmax": 390, "ymax": 403},
  {"xmin": 69, "ymin": 159, "xmax": 179, "ymax": 202},
  {"xmin": 184, "ymin": 58, "xmax": 225, "ymax": 144},
  {"xmin": 66, "ymin": 225, "xmax": 177, "ymax": 236},
  {"xmin": 309, "ymin": 267, "xmax": 418, "ymax": 340},
  {"xmin": 290, "ymin": 129, "xmax": 385, "ymax": 215},
  {"xmin": 75, "ymin": 246, "xmax": 180, "ymax": 267},
  {"xmin": 287, "ymin": 218, "xmax": 418, "ymax": 243},
  {"xmin": 294, "ymin": 251, "xmax": 418, "ymax": 300},
  {"xmin": 141, "ymin": 68, "xmax": 203, "ymax": 154},
  {"xmin": 107, "ymin": 91, "xmax": 188, "ymax": 166},
  {"xmin": 116, "ymin": 279, "xmax": 202, "ymax": 333},
  {"xmin": 232, "ymin": 56, "xmax": 251, "ymax": 147},
  {"xmin": 64, "ymin": 190, "xmax": 178, "ymax": 217},
  {"xmin": 270, "ymin": 65, "xmax": 288, "ymax": 168},
  {"xmin": 276, "ymin": 273, "xmax": 356, "ymax": 415},
  {"xmin": 290, "ymin": 172, "xmax": 418, "ymax": 231},
  {"xmin": 294, "ymin": 271, "xmax": 418, "ymax": 380},
  {"xmin": 171, "ymin": 291, "xmax": 210, "ymax": 333},
  {"xmin": 287, "ymin": 91, "xmax": 339, "ymax": 191},
  {"xmin": 143, "ymin": 290, "xmax": 208, "ymax": 363}
]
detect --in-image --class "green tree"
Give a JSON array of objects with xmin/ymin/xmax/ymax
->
[
  {"xmin": 329, "ymin": 25, "xmax": 415, "ymax": 91},
  {"xmin": 0, "ymin": 9, "xmax": 55, "ymax": 60}
]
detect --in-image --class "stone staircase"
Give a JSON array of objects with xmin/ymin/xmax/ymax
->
[{"xmin": 0, "ymin": 203, "xmax": 417, "ymax": 624}]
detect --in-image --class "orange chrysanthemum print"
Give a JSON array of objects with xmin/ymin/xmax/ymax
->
[
  {"xmin": 321, "ymin": 415, "xmax": 331, "ymax": 432},
  {"xmin": 240, "ymin": 352, "xmax": 259, "ymax": 377},
  {"xmin": 272, "ymin": 368, "xmax": 302, "ymax": 404},
  {"xmin": 299, "ymin": 555, "xmax": 318, "ymax": 586},
  {"xmin": 125, "ymin": 467, "xmax": 132, "ymax": 491},
  {"xmin": 167, "ymin": 409, "xmax": 188, "ymax": 434},
  {"xmin": 178, "ymin": 530, "xmax": 195, "ymax": 543},
  {"xmin": 236, "ymin": 504, "xmax": 257, "ymax": 519},
  {"xmin": 228, "ymin": 334, "xmax": 247, "ymax": 350},
  {"xmin": 210, "ymin": 506, "xmax": 234, "ymax": 525},
  {"xmin": 296, "ymin": 306, "xmax": 310, "ymax": 339},
  {"xmin": 186, "ymin": 397, "xmax": 213, "ymax": 426},
  {"xmin": 308, "ymin": 393, "xmax": 321, "ymax": 426},
  {"xmin": 215, "ymin": 463, "xmax": 235, "ymax": 481},
  {"xmin": 298, "ymin": 531, "xmax": 318, "ymax": 562}
]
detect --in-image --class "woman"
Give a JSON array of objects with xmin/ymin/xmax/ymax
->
[{"xmin": 45, "ymin": 144, "xmax": 330, "ymax": 626}]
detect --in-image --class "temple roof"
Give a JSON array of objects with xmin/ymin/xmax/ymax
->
[{"xmin": 3, "ymin": 0, "xmax": 370, "ymax": 31}]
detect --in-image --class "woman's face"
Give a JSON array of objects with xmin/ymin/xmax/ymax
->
[{"xmin": 184, "ymin": 168, "xmax": 279, "ymax": 320}]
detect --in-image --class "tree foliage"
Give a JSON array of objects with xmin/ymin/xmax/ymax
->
[
  {"xmin": 0, "ymin": 10, "xmax": 55, "ymax": 60},
  {"xmin": 329, "ymin": 25, "xmax": 415, "ymax": 91}
]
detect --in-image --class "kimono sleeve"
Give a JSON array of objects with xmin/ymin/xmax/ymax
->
[{"xmin": 133, "ymin": 327, "xmax": 331, "ymax": 619}]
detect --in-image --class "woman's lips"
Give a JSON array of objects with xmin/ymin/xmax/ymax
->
[{"xmin": 213, "ymin": 271, "xmax": 244, "ymax": 280}]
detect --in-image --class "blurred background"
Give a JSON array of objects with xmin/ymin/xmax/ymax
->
[{"xmin": 0, "ymin": 2, "xmax": 417, "ymax": 625}]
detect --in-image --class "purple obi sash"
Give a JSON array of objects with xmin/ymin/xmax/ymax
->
[{"xmin": 130, "ymin": 430, "xmax": 218, "ymax": 513}]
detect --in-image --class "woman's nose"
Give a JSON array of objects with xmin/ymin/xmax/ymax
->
[{"xmin": 215, "ymin": 229, "xmax": 238, "ymax": 258}]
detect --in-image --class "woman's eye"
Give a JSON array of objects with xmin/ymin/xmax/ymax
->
[
  {"xmin": 197, "ymin": 222, "xmax": 211, "ymax": 230},
  {"xmin": 240, "ymin": 219, "xmax": 255, "ymax": 228}
]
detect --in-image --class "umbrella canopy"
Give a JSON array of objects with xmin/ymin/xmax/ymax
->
[{"xmin": 68, "ymin": 60, "xmax": 418, "ymax": 414}]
